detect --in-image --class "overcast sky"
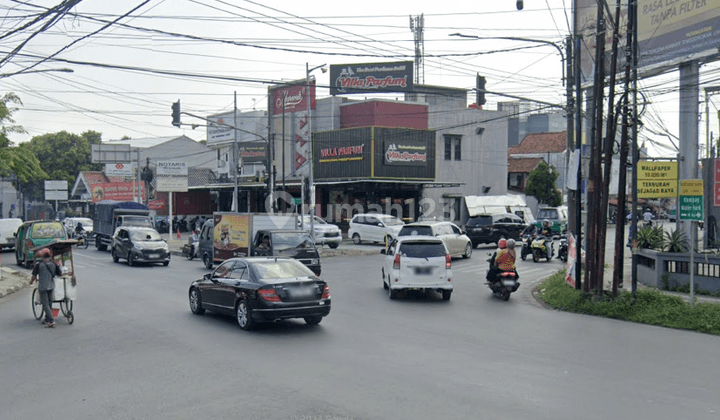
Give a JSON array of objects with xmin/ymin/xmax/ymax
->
[{"xmin": 0, "ymin": 0, "xmax": 714, "ymax": 158}]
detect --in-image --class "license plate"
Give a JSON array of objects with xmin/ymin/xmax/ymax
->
[
  {"xmin": 148, "ymin": 253, "xmax": 160, "ymax": 259},
  {"xmin": 502, "ymin": 280, "xmax": 516, "ymax": 287},
  {"xmin": 290, "ymin": 287, "xmax": 315, "ymax": 298},
  {"xmin": 415, "ymin": 267, "xmax": 433, "ymax": 275}
]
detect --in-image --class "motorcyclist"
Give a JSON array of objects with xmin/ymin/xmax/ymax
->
[
  {"xmin": 487, "ymin": 238, "xmax": 513, "ymax": 282},
  {"xmin": 74, "ymin": 222, "xmax": 85, "ymax": 239},
  {"xmin": 540, "ymin": 219, "xmax": 553, "ymax": 258}
]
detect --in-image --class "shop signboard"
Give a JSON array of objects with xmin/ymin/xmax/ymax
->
[
  {"xmin": 679, "ymin": 179, "xmax": 704, "ymax": 221},
  {"xmin": 637, "ymin": 160, "xmax": 678, "ymax": 198},
  {"xmin": 314, "ymin": 127, "xmax": 434, "ymax": 181},
  {"xmin": 238, "ymin": 141, "xmax": 267, "ymax": 163},
  {"xmin": 269, "ymin": 80, "xmax": 315, "ymax": 115},
  {"xmin": 330, "ymin": 61, "xmax": 413, "ymax": 95},
  {"xmin": 89, "ymin": 182, "xmax": 145, "ymax": 203}
]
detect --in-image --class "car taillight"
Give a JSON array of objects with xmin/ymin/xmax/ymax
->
[
  {"xmin": 258, "ymin": 289, "xmax": 281, "ymax": 302},
  {"xmin": 321, "ymin": 284, "xmax": 330, "ymax": 299},
  {"xmin": 26, "ymin": 239, "xmax": 34, "ymax": 250},
  {"xmin": 393, "ymin": 254, "xmax": 401, "ymax": 269},
  {"xmin": 446, "ymin": 254, "xmax": 452, "ymax": 269}
]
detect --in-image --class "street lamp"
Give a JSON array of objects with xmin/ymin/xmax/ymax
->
[
  {"xmin": 449, "ymin": 33, "xmax": 564, "ymax": 84},
  {"xmin": 306, "ymin": 62, "xmax": 326, "ymax": 240},
  {"xmin": 0, "ymin": 67, "xmax": 74, "ymax": 79}
]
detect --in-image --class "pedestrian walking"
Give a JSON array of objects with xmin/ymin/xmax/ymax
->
[{"xmin": 29, "ymin": 248, "xmax": 62, "ymax": 328}]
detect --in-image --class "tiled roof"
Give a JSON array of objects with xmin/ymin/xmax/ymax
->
[
  {"xmin": 82, "ymin": 171, "xmax": 109, "ymax": 185},
  {"xmin": 509, "ymin": 131, "xmax": 567, "ymax": 155},
  {"xmin": 508, "ymin": 157, "xmax": 543, "ymax": 174}
]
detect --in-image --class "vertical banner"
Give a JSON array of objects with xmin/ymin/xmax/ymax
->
[
  {"xmin": 269, "ymin": 80, "xmax": 315, "ymax": 178},
  {"xmin": 715, "ymin": 159, "xmax": 720, "ymax": 207},
  {"xmin": 565, "ymin": 232, "xmax": 576, "ymax": 288}
]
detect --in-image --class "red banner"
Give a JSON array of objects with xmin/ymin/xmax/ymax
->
[
  {"xmin": 90, "ymin": 182, "xmax": 145, "ymax": 203},
  {"xmin": 270, "ymin": 81, "xmax": 315, "ymax": 115}
]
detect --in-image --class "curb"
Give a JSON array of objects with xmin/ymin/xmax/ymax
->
[{"xmin": 0, "ymin": 266, "xmax": 30, "ymax": 299}]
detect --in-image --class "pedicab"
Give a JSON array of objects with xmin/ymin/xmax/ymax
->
[{"xmin": 30, "ymin": 239, "xmax": 78, "ymax": 325}]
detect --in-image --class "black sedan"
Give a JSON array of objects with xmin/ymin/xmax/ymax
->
[{"xmin": 188, "ymin": 257, "xmax": 331, "ymax": 330}]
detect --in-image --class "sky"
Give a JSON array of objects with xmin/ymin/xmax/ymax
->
[{"xmin": 0, "ymin": 0, "xmax": 715, "ymax": 158}]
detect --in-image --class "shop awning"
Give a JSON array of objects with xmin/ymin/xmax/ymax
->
[{"xmin": 314, "ymin": 179, "xmax": 462, "ymax": 188}]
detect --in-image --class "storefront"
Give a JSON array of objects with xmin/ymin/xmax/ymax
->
[{"xmin": 312, "ymin": 126, "xmax": 436, "ymax": 228}]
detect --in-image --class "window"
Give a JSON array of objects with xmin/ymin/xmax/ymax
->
[{"xmin": 443, "ymin": 135, "xmax": 462, "ymax": 161}]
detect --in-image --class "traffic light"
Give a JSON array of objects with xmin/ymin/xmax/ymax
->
[
  {"xmin": 303, "ymin": 177, "xmax": 310, "ymax": 199},
  {"xmin": 171, "ymin": 100, "xmax": 181, "ymax": 127},
  {"xmin": 476, "ymin": 75, "xmax": 487, "ymax": 106}
]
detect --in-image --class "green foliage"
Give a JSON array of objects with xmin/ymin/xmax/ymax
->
[
  {"xmin": 18, "ymin": 130, "xmax": 103, "ymax": 200},
  {"xmin": 537, "ymin": 271, "xmax": 720, "ymax": 335},
  {"xmin": 0, "ymin": 93, "xmax": 48, "ymax": 182},
  {"xmin": 637, "ymin": 225, "xmax": 664, "ymax": 249},
  {"xmin": 525, "ymin": 161, "xmax": 562, "ymax": 206},
  {"xmin": 663, "ymin": 229, "xmax": 688, "ymax": 253}
]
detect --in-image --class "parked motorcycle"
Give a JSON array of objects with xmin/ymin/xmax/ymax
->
[
  {"xmin": 156, "ymin": 217, "xmax": 170, "ymax": 234},
  {"xmin": 557, "ymin": 236, "xmax": 568, "ymax": 262},
  {"xmin": 531, "ymin": 235, "xmax": 553, "ymax": 262},
  {"xmin": 485, "ymin": 255, "xmax": 520, "ymax": 301}
]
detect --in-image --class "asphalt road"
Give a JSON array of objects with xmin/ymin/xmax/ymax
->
[{"xmin": 1, "ymin": 245, "xmax": 718, "ymax": 420}]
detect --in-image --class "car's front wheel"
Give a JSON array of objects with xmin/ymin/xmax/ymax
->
[
  {"xmin": 352, "ymin": 233, "xmax": 361, "ymax": 245},
  {"xmin": 111, "ymin": 248, "xmax": 119, "ymax": 263},
  {"xmin": 442, "ymin": 290, "xmax": 452, "ymax": 301},
  {"xmin": 236, "ymin": 300, "xmax": 255, "ymax": 331},
  {"xmin": 127, "ymin": 253, "xmax": 134, "ymax": 266},
  {"xmin": 328, "ymin": 242, "xmax": 339, "ymax": 249},
  {"xmin": 189, "ymin": 288, "xmax": 205, "ymax": 314}
]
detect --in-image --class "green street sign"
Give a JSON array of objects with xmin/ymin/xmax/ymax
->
[
  {"xmin": 679, "ymin": 179, "xmax": 704, "ymax": 222},
  {"xmin": 292, "ymin": 197, "xmax": 302, "ymax": 205}
]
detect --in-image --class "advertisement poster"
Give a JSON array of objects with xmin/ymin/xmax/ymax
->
[
  {"xmin": 213, "ymin": 214, "xmax": 251, "ymax": 261},
  {"xmin": 89, "ymin": 182, "xmax": 145, "ymax": 203},
  {"xmin": 330, "ymin": 61, "xmax": 413, "ymax": 95}
]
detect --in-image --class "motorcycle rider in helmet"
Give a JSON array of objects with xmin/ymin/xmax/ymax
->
[
  {"xmin": 540, "ymin": 219, "xmax": 553, "ymax": 258},
  {"xmin": 487, "ymin": 238, "xmax": 518, "ymax": 283}
]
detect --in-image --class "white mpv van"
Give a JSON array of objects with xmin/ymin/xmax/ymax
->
[{"xmin": 381, "ymin": 236, "xmax": 453, "ymax": 301}]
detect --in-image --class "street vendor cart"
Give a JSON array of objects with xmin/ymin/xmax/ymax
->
[{"xmin": 30, "ymin": 239, "xmax": 78, "ymax": 324}]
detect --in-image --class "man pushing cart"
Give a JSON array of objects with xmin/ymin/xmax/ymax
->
[{"xmin": 30, "ymin": 240, "xmax": 78, "ymax": 326}]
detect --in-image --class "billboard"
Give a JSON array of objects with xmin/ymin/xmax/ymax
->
[
  {"xmin": 206, "ymin": 110, "xmax": 267, "ymax": 147},
  {"xmin": 330, "ymin": 61, "xmax": 414, "ymax": 95},
  {"xmin": 575, "ymin": 0, "xmax": 720, "ymax": 84},
  {"xmin": 269, "ymin": 80, "xmax": 315, "ymax": 115}
]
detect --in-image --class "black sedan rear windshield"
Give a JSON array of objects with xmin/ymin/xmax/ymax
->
[
  {"xmin": 466, "ymin": 216, "xmax": 492, "ymax": 226},
  {"xmin": 398, "ymin": 242, "xmax": 446, "ymax": 258},
  {"xmin": 252, "ymin": 260, "xmax": 314, "ymax": 279}
]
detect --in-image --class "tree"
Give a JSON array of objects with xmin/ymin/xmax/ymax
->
[
  {"xmin": 0, "ymin": 93, "xmax": 47, "ymax": 182},
  {"xmin": 18, "ymin": 130, "xmax": 103, "ymax": 200},
  {"xmin": 525, "ymin": 161, "xmax": 562, "ymax": 206}
]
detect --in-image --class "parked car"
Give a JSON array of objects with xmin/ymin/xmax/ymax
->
[
  {"xmin": 398, "ymin": 221, "xmax": 472, "ymax": 259},
  {"xmin": 0, "ymin": 218, "xmax": 23, "ymax": 250},
  {"xmin": 111, "ymin": 226, "xmax": 170, "ymax": 266},
  {"xmin": 188, "ymin": 257, "xmax": 331, "ymax": 330},
  {"xmin": 380, "ymin": 235, "xmax": 453, "ymax": 300},
  {"xmin": 62, "ymin": 217, "xmax": 94, "ymax": 238},
  {"xmin": 299, "ymin": 215, "xmax": 342, "ymax": 249},
  {"xmin": 464, "ymin": 213, "xmax": 527, "ymax": 247},
  {"xmin": 348, "ymin": 213, "xmax": 405, "ymax": 245},
  {"xmin": 14, "ymin": 220, "xmax": 68, "ymax": 267},
  {"xmin": 534, "ymin": 206, "xmax": 568, "ymax": 236}
]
